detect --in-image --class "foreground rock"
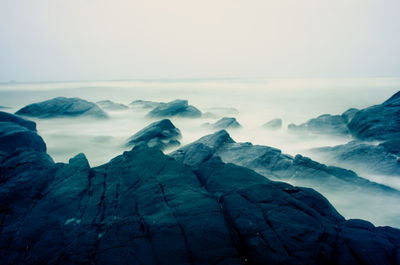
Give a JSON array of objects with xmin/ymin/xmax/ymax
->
[
  {"xmin": 206, "ymin": 117, "xmax": 241, "ymax": 130},
  {"xmin": 1, "ymin": 116, "xmax": 400, "ymax": 264},
  {"xmin": 126, "ymin": 119, "xmax": 181, "ymax": 150},
  {"xmin": 288, "ymin": 114, "xmax": 350, "ymax": 136},
  {"xmin": 96, "ymin": 100, "xmax": 128, "ymax": 111},
  {"xmin": 263, "ymin": 118, "xmax": 282, "ymax": 130},
  {"xmin": 15, "ymin": 97, "xmax": 108, "ymax": 119},
  {"xmin": 348, "ymin": 91, "xmax": 400, "ymax": 141},
  {"xmin": 147, "ymin": 99, "xmax": 202, "ymax": 118},
  {"xmin": 129, "ymin": 100, "xmax": 164, "ymax": 109},
  {"xmin": 341, "ymin": 108, "xmax": 359, "ymax": 123},
  {"xmin": 0, "ymin": 111, "xmax": 37, "ymax": 131}
]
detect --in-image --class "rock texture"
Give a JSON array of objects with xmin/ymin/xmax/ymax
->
[
  {"xmin": 0, "ymin": 111, "xmax": 37, "ymax": 131},
  {"xmin": 288, "ymin": 114, "xmax": 350, "ymax": 136},
  {"xmin": 15, "ymin": 97, "xmax": 108, "ymax": 119},
  {"xmin": 1, "ymin": 113, "xmax": 400, "ymax": 265},
  {"xmin": 147, "ymin": 100, "xmax": 202, "ymax": 118},
  {"xmin": 207, "ymin": 117, "xmax": 241, "ymax": 130},
  {"xmin": 341, "ymin": 108, "xmax": 359, "ymax": 124},
  {"xmin": 129, "ymin": 100, "xmax": 164, "ymax": 109},
  {"xmin": 126, "ymin": 119, "xmax": 181, "ymax": 150},
  {"xmin": 348, "ymin": 91, "xmax": 400, "ymax": 141},
  {"xmin": 263, "ymin": 118, "xmax": 282, "ymax": 130},
  {"xmin": 96, "ymin": 100, "xmax": 128, "ymax": 111}
]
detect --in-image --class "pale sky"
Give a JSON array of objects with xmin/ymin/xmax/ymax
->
[{"xmin": 0, "ymin": 0, "xmax": 399, "ymax": 82}]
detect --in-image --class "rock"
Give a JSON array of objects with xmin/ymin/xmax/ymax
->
[
  {"xmin": 129, "ymin": 100, "xmax": 164, "ymax": 109},
  {"xmin": 1, "ymin": 124, "xmax": 400, "ymax": 264},
  {"xmin": 15, "ymin": 97, "xmax": 108, "ymax": 119},
  {"xmin": 0, "ymin": 111, "xmax": 36, "ymax": 131},
  {"xmin": 206, "ymin": 117, "xmax": 241, "ymax": 130},
  {"xmin": 341, "ymin": 108, "xmax": 359, "ymax": 124},
  {"xmin": 204, "ymin": 107, "xmax": 239, "ymax": 116},
  {"xmin": 380, "ymin": 139, "xmax": 400, "ymax": 156},
  {"xmin": 147, "ymin": 100, "xmax": 202, "ymax": 118},
  {"xmin": 288, "ymin": 114, "xmax": 350, "ymax": 136},
  {"xmin": 310, "ymin": 141, "xmax": 400, "ymax": 176},
  {"xmin": 96, "ymin": 100, "xmax": 128, "ymax": 111},
  {"xmin": 263, "ymin": 118, "xmax": 282, "ymax": 130},
  {"xmin": 126, "ymin": 119, "xmax": 181, "ymax": 150},
  {"xmin": 0, "ymin": 106, "xmax": 9, "ymax": 109},
  {"xmin": 348, "ymin": 91, "xmax": 400, "ymax": 141}
]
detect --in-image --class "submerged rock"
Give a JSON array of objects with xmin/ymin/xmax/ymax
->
[
  {"xmin": 147, "ymin": 99, "xmax": 202, "ymax": 118},
  {"xmin": 0, "ymin": 111, "xmax": 36, "ymax": 131},
  {"xmin": 1, "ymin": 125, "xmax": 400, "ymax": 264},
  {"xmin": 96, "ymin": 100, "xmax": 128, "ymax": 111},
  {"xmin": 15, "ymin": 97, "xmax": 108, "ymax": 119},
  {"xmin": 348, "ymin": 91, "xmax": 400, "ymax": 141},
  {"xmin": 288, "ymin": 114, "xmax": 350, "ymax": 136},
  {"xmin": 207, "ymin": 117, "xmax": 241, "ymax": 130},
  {"xmin": 126, "ymin": 119, "xmax": 181, "ymax": 150},
  {"xmin": 263, "ymin": 118, "xmax": 282, "ymax": 130},
  {"xmin": 129, "ymin": 100, "xmax": 164, "ymax": 109}
]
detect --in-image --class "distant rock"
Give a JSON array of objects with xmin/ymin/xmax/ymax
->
[
  {"xmin": 341, "ymin": 108, "xmax": 359, "ymax": 124},
  {"xmin": 263, "ymin": 118, "xmax": 282, "ymax": 130},
  {"xmin": 15, "ymin": 97, "xmax": 108, "ymax": 119},
  {"xmin": 96, "ymin": 100, "xmax": 128, "ymax": 111},
  {"xmin": 204, "ymin": 107, "xmax": 239, "ymax": 116},
  {"xmin": 206, "ymin": 117, "xmax": 241, "ymax": 130},
  {"xmin": 147, "ymin": 99, "xmax": 202, "ymax": 118},
  {"xmin": 310, "ymin": 140, "xmax": 400, "ymax": 176},
  {"xmin": 202, "ymin": 112, "xmax": 218, "ymax": 118},
  {"xmin": 288, "ymin": 114, "xmax": 350, "ymax": 136},
  {"xmin": 348, "ymin": 91, "xmax": 400, "ymax": 141},
  {"xmin": 0, "ymin": 111, "xmax": 36, "ymax": 131},
  {"xmin": 1, "ymin": 125, "xmax": 400, "ymax": 264},
  {"xmin": 129, "ymin": 100, "xmax": 164, "ymax": 109},
  {"xmin": 126, "ymin": 119, "xmax": 181, "ymax": 150},
  {"xmin": 0, "ymin": 106, "xmax": 9, "ymax": 109}
]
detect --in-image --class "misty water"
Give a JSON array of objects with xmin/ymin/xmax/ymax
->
[{"xmin": 1, "ymin": 78, "xmax": 399, "ymax": 227}]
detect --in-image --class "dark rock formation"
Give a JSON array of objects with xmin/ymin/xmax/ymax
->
[
  {"xmin": 147, "ymin": 100, "xmax": 202, "ymax": 118},
  {"xmin": 207, "ymin": 117, "xmax": 241, "ymax": 130},
  {"xmin": 310, "ymin": 140, "xmax": 400, "ymax": 176},
  {"xmin": 129, "ymin": 100, "xmax": 164, "ymax": 109},
  {"xmin": 263, "ymin": 118, "xmax": 282, "ymax": 130},
  {"xmin": 1, "ymin": 123, "xmax": 400, "ymax": 264},
  {"xmin": 348, "ymin": 91, "xmax": 400, "ymax": 141},
  {"xmin": 15, "ymin": 97, "xmax": 108, "ymax": 119},
  {"xmin": 0, "ymin": 111, "xmax": 36, "ymax": 131},
  {"xmin": 96, "ymin": 100, "xmax": 128, "ymax": 111},
  {"xmin": 126, "ymin": 119, "xmax": 181, "ymax": 150},
  {"xmin": 341, "ymin": 108, "xmax": 359, "ymax": 124},
  {"xmin": 288, "ymin": 114, "xmax": 350, "ymax": 136}
]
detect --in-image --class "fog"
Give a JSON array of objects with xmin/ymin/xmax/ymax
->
[{"xmin": 1, "ymin": 78, "xmax": 400, "ymax": 226}]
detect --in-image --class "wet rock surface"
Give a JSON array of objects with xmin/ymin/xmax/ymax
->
[{"xmin": 15, "ymin": 97, "xmax": 108, "ymax": 119}]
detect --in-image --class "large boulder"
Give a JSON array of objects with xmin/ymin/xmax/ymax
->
[
  {"xmin": 126, "ymin": 119, "xmax": 181, "ymax": 150},
  {"xmin": 147, "ymin": 99, "xmax": 202, "ymax": 118},
  {"xmin": 15, "ymin": 97, "xmax": 108, "ymax": 119},
  {"xmin": 129, "ymin": 100, "xmax": 164, "ymax": 109},
  {"xmin": 348, "ymin": 91, "xmax": 400, "ymax": 141},
  {"xmin": 1, "ymin": 130, "xmax": 400, "ymax": 264},
  {"xmin": 288, "ymin": 114, "xmax": 350, "ymax": 136},
  {"xmin": 263, "ymin": 118, "xmax": 282, "ymax": 130},
  {"xmin": 341, "ymin": 108, "xmax": 359, "ymax": 124},
  {"xmin": 96, "ymin": 100, "xmax": 128, "ymax": 111},
  {"xmin": 0, "ymin": 111, "xmax": 36, "ymax": 131}
]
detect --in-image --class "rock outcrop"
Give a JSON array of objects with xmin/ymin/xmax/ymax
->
[
  {"xmin": 1, "ymin": 113, "xmax": 400, "ymax": 265},
  {"xmin": 126, "ymin": 119, "xmax": 181, "ymax": 150},
  {"xmin": 207, "ymin": 117, "xmax": 241, "ymax": 130},
  {"xmin": 15, "ymin": 97, "xmax": 108, "ymax": 119},
  {"xmin": 129, "ymin": 100, "xmax": 164, "ymax": 109},
  {"xmin": 263, "ymin": 118, "xmax": 282, "ymax": 130},
  {"xmin": 96, "ymin": 100, "xmax": 128, "ymax": 111},
  {"xmin": 147, "ymin": 99, "xmax": 202, "ymax": 118},
  {"xmin": 0, "ymin": 111, "xmax": 37, "ymax": 131},
  {"xmin": 288, "ymin": 114, "xmax": 350, "ymax": 136}
]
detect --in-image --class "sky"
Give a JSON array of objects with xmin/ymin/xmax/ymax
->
[{"xmin": 0, "ymin": 0, "xmax": 399, "ymax": 82}]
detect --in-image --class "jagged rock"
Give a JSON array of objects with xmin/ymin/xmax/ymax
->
[
  {"xmin": 129, "ymin": 100, "xmax": 164, "ymax": 109},
  {"xmin": 206, "ymin": 117, "xmax": 241, "ymax": 130},
  {"xmin": 341, "ymin": 108, "xmax": 359, "ymax": 124},
  {"xmin": 96, "ymin": 100, "xmax": 128, "ymax": 111},
  {"xmin": 310, "ymin": 140, "xmax": 400, "ymax": 176},
  {"xmin": 263, "ymin": 118, "xmax": 282, "ymax": 130},
  {"xmin": 147, "ymin": 100, "xmax": 202, "ymax": 118},
  {"xmin": 1, "ymin": 134, "xmax": 400, "ymax": 264},
  {"xmin": 0, "ymin": 111, "xmax": 36, "ymax": 131},
  {"xmin": 288, "ymin": 114, "xmax": 350, "ymax": 136},
  {"xmin": 348, "ymin": 91, "xmax": 400, "ymax": 141},
  {"xmin": 15, "ymin": 97, "xmax": 108, "ymax": 119},
  {"xmin": 380, "ymin": 139, "xmax": 400, "ymax": 156},
  {"xmin": 126, "ymin": 119, "xmax": 181, "ymax": 150}
]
